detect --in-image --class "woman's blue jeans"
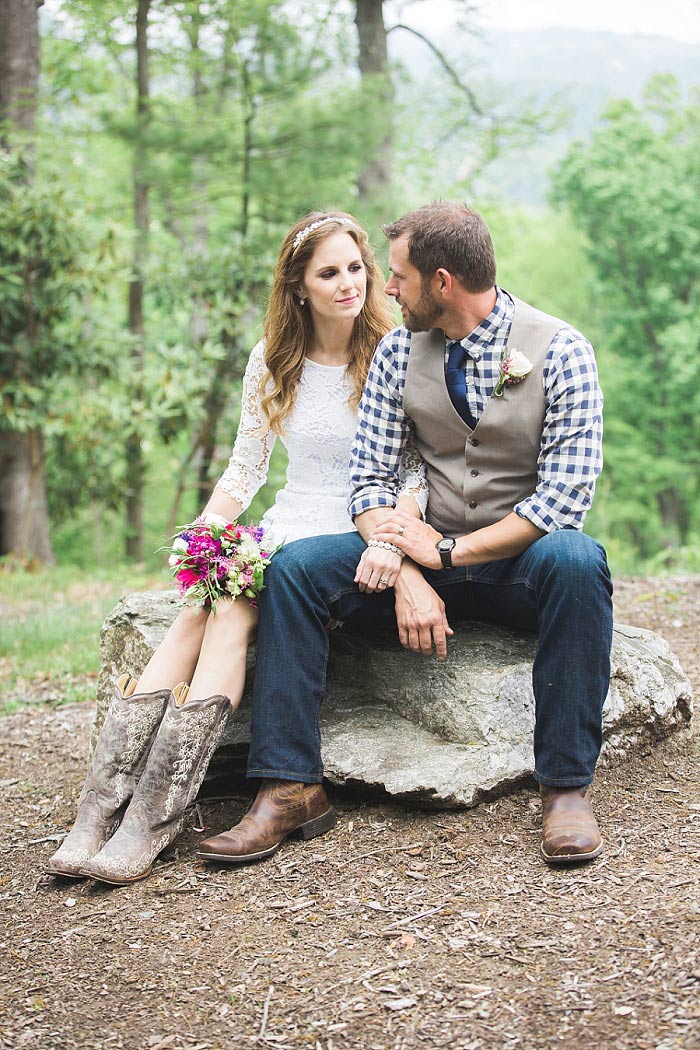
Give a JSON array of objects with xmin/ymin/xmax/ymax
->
[{"xmin": 247, "ymin": 529, "xmax": 613, "ymax": 789}]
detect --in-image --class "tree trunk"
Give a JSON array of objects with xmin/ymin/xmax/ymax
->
[
  {"xmin": 354, "ymin": 0, "xmax": 393, "ymax": 203},
  {"xmin": 190, "ymin": 34, "xmax": 258, "ymax": 509},
  {"xmin": 240, "ymin": 60, "xmax": 254, "ymax": 237},
  {"xmin": 0, "ymin": 431, "xmax": 54, "ymax": 562},
  {"xmin": 0, "ymin": 0, "xmax": 54, "ymax": 562},
  {"xmin": 194, "ymin": 333, "xmax": 246, "ymax": 511},
  {"xmin": 0, "ymin": 0, "xmax": 43, "ymax": 147},
  {"xmin": 657, "ymin": 490, "xmax": 689, "ymax": 548},
  {"xmin": 186, "ymin": 5, "xmax": 210, "ymax": 348},
  {"xmin": 125, "ymin": 0, "xmax": 151, "ymax": 562}
]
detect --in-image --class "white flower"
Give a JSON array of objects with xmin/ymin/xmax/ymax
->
[
  {"xmin": 493, "ymin": 348, "xmax": 534, "ymax": 397},
  {"xmin": 237, "ymin": 533, "xmax": 260, "ymax": 558},
  {"xmin": 201, "ymin": 511, "xmax": 230, "ymax": 528},
  {"xmin": 506, "ymin": 349, "xmax": 533, "ymax": 379}
]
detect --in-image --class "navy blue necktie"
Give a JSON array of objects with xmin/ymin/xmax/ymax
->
[{"xmin": 445, "ymin": 340, "xmax": 476, "ymax": 429}]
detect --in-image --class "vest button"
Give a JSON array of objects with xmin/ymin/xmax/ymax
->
[
  {"xmin": 469, "ymin": 500, "xmax": 478, "ymax": 509},
  {"xmin": 469, "ymin": 438, "xmax": 480, "ymax": 446},
  {"xmin": 470, "ymin": 469, "xmax": 479, "ymax": 477}
]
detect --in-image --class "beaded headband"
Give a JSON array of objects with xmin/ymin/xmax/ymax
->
[{"xmin": 292, "ymin": 216, "xmax": 355, "ymax": 253}]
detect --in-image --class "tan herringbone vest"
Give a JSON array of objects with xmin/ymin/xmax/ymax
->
[{"xmin": 403, "ymin": 297, "xmax": 564, "ymax": 536}]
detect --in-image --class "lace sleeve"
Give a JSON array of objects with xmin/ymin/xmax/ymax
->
[
  {"xmin": 215, "ymin": 341, "xmax": 277, "ymax": 512},
  {"xmin": 396, "ymin": 436, "xmax": 429, "ymax": 517}
]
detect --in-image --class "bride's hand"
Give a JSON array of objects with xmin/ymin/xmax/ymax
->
[{"xmin": 354, "ymin": 546, "xmax": 403, "ymax": 593}]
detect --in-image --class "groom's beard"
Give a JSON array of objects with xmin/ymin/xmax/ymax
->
[{"xmin": 401, "ymin": 283, "xmax": 445, "ymax": 332}]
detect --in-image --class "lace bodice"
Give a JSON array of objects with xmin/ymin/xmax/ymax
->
[{"xmin": 216, "ymin": 340, "xmax": 428, "ymax": 547}]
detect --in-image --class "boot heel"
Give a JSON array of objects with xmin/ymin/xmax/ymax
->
[{"xmin": 298, "ymin": 807, "xmax": 337, "ymax": 841}]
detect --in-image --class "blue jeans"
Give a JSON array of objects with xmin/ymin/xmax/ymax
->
[{"xmin": 247, "ymin": 529, "xmax": 613, "ymax": 788}]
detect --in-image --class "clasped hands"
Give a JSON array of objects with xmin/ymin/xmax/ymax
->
[
  {"xmin": 354, "ymin": 510, "xmax": 443, "ymax": 593},
  {"xmin": 354, "ymin": 510, "xmax": 452, "ymax": 660}
]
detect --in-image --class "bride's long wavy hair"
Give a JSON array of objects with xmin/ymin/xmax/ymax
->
[{"xmin": 260, "ymin": 211, "xmax": 396, "ymax": 434}]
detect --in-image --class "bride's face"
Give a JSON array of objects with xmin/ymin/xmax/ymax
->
[{"xmin": 300, "ymin": 231, "xmax": 367, "ymax": 326}]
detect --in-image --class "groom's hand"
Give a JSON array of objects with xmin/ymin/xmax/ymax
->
[
  {"xmin": 394, "ymin": 562, "xmax": 453, "ymax": 660},
  {"xmin": 371, "ymin": 511, "xmax": 443, "ymax": 570}
]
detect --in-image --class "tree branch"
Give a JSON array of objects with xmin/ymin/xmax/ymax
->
[{"xmin": 387, "ymin": 22, "xmax": 483, "ymax": 115}]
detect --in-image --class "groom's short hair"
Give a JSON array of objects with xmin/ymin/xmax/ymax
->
[{"xmin": 383, "ymin": 201, "xmax": 496, "ymax": 293}]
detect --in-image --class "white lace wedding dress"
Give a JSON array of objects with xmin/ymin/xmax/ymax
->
[{"xmin": 216, "ymin": 341, "xmax": 427, "ymax": 548}]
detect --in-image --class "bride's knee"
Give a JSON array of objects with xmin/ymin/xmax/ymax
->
[
  {"xmin": 206, "ymin": 598, "xmax": 257, "ymax": 645},
  {"xmin": 170, "ymin": 605, "xmax": 209, "ymax": 640}
]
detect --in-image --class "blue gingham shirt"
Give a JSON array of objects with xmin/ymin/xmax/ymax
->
[{"xmin": 348, "ymin": 287, "xmax": 603, "ymax": 533}]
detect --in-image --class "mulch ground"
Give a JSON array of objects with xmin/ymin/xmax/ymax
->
[{"xmin": 1, "ymin": 577, "xmax": 699, "ymax": 1050}]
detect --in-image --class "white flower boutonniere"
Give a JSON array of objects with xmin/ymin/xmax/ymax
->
[{"xmin": 493, "ymin": 348, "xmax": 533, "ymax": 398}]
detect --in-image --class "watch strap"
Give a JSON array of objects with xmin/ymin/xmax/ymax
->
[{"xmin": 436, "ymin": 537, "xmax": 456, "ymax": 569}]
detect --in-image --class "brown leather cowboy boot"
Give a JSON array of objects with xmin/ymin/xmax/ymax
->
[
  {"xmin": 80, "ymin": 687, "xmax": 230, "ymax": 885},
  {"xmin": 540, "ymin": 785, "xmax": 603, "ymax": 865},
  {"xmin": 46, "ymin": 675, "xmax": 171, "ymax": 878},
  {"xmin": 196, "ymin": 779, "xmax": 336, "ymax": 864}
]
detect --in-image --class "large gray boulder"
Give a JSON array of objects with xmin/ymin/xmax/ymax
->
[{"xmin": 96, "ymin": 591, "xmax": 694, "ymax": 808}]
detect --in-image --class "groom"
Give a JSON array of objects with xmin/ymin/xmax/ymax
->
[{"xmin": 198, "ymin": 201, "xmax": 613, "ymax": 867}]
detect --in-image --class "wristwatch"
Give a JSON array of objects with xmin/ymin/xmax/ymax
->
[{"xmin": 435, "ymin": 536, "xmax": 456, "ymax": 569}]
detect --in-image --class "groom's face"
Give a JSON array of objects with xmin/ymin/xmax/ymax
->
[{"xmin": 385, "ymin": 235, "xmax": 444, "ymax": 332}]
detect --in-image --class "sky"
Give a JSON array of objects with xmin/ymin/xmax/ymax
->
[{"xmin": 402, "ymin": 0, "xmax": 700, "ymax": 44}]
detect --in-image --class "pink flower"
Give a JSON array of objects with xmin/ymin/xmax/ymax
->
[{"xmin": 176, "ymin": 568, "xmax": 202, "ymax": 591}]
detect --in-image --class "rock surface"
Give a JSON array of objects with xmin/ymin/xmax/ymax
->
[{"xmin": 96, "ymin": 591, "xmax": 694, "ymax": 808}]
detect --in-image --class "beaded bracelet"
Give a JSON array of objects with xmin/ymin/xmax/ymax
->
[{"xmin": 367, "ymin": 537, "xmax": 405, "ymax": 559}]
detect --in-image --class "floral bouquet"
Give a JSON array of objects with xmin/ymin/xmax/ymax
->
[{"xmin": 164, "ymin": 515, "xmax": 272, "ymax": 610}]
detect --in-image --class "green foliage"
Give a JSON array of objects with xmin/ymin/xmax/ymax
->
[
  {"xmin": 0, "ymin": 146, "xmax": 131, "ymax": 527},
  {"xmin": 484, "ymin": 205, "xmax": 604, "ymax": 341},
  {"xmin": 0, "ymin": 152, "xmax": 100, "ymax": 430},
  {"xmin": 16, "ymin": 8, "xmax": 698, "ymax": 574},
  {"xmin": 32, "ymin": 0, "xmax": 380, "ymax": 544},
  {"xmin": 552, "ymin": 75, "xmax": 700, "ymax": 558},
  {"xmin": 0, "ymin": 560, "xmax": 164, "ymax": 714}
]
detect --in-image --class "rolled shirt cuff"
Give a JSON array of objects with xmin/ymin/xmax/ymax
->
[
  {"xmin": 514, "ymin": 498, "xmax": 583, "ymax": 534},
  {"xmin": 349, "ymin": 491, "xmax": 397, "ymax": 519}
]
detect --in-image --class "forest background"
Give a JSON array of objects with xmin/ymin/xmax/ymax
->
[{"xmin": 2, "ymin": 0, "xmax": 700, "ymax": 585}]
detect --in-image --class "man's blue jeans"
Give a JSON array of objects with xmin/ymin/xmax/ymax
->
[{"xmin": 247, "ymin": 529, "xmax": 613, "ymax": 788}]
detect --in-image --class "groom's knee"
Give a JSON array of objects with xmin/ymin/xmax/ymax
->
[
  {"xmin": 267, "ymin": 537, "xmax": 317, "ymax": 582},
  {"xmin": 267, "ymin": 533, "xmax": 363, "ymax": 587},
  {"xmin": 532, "ymin": 529, "xmax": 612, "ymax": 596}
]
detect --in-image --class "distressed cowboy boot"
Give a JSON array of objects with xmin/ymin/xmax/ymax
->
[
  {"xmin": 80, "ymin": 688, "xmax": 230, "ymax": 885},
  {"xmin": 46, "ymin": 675, "xmax": 172, "ymax": 878}
]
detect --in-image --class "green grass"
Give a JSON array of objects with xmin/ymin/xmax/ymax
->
[
  {"xmin": 1, "ymin": 436, "xmax": 291, "ymax": 717},
  {"xmin": 0, "ymin": 562, "xmax": 166, "ymax": 716}
]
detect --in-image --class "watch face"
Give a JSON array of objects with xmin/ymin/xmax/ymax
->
[{"xmin": 437, "ymin": 538, "xmax": 455, "ymax": 552}]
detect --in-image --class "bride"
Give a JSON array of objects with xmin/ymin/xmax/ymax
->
[{"xmin": 47, "ymin": 211, "xmax": 427, "ymax": 885}]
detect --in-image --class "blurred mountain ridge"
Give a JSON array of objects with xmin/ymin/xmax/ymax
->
[{"xmin": 391, "ymin": 26, "xmax": 700, "ymax": 202}]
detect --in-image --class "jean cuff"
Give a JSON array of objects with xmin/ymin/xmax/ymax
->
[
  {"xmin": 246, "ymin": 768, "xmax": 323, "ymax": 784},
  {"xmin": 533, "ymin": 771, "xmax": 594, "ymax": 788}
]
